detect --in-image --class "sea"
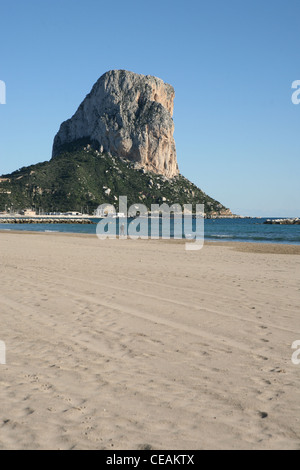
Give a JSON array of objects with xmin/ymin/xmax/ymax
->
[{"xmin": 1, "ymin": 217, "xmax": 300, "ymax": 245}]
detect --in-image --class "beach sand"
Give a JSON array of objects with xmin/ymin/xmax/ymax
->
[{"xmin": 0, "ymin": 231, "xmax": 299, "ymax": 449}]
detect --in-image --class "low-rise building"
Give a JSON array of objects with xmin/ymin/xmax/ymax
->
[{"xmin": 20, "ymin": 209, "xmax": 36, "ymax": 216}]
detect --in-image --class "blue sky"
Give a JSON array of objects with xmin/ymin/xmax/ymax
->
[{"xmin": 0, "ymin": 0, "xmax": 299, "ymax": 217}]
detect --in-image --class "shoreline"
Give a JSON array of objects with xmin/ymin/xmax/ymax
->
[{"xmin": 1, "ymin": 229, "xmax": 300, "ymax": 254}]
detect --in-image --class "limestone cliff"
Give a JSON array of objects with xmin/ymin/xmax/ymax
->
[{"xmin": 52, "ymin": 70, "xmax": 179, "ymax": 178}]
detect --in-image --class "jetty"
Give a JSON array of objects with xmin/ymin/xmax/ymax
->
[
  {"xmin": 0, "ymin": 217, "xmax": 94, "ymax": 224},
  {"xmin": 264, "ymin": 218, "xmax": 300, "ymax": 225}
]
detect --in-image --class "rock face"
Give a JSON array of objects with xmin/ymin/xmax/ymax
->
[{"xmin": 52, "ymin": 70, "xmax": 179, "ymax": 178}]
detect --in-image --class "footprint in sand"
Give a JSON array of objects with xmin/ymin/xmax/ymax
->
[
  {"xmin": 258, "ymin": 411, "xmax": 268, "ymax": 419},
  {"xmin": 262, "ymin": 379, "xmax": 272, "ymax": 385}
]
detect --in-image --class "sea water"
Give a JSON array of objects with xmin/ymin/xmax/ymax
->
[{"xmin": 0, "ymin": 217, "xmax": 300, "ymax": 245}]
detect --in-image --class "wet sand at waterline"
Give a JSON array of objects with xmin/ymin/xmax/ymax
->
[{"xmin": 0, "ymin": 231, "xmax": 299, "ymax": 449}]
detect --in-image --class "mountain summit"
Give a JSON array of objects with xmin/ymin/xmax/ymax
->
[{"xmin": 52, "ymin": 70, "xmax": 179, "ymax": 178}]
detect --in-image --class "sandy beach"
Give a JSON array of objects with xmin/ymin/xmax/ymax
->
[{"xmin": 0, "ymin": 231, "xmax": 299, "ymax": 450}]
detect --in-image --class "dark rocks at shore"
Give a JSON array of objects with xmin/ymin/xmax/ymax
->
[
  {"xmin": 0, "ymin": 218, "xmax": 94, "ymax": 224},
  {"xmin": 264, "ymin": 218, "xmax": 300, "ymax": 225}
]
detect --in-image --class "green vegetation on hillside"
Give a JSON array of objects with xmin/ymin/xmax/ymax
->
[{"xmin": 0, "ymin": 142, "xmax": 228, "ymax": 215}]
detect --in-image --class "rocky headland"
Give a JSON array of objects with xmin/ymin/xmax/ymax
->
[{"xmin": 0, "ymin": 70, "xmax": 232, "ymax": 217}]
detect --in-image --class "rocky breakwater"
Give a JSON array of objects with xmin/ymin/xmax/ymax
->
[
  {"xmin": 264, "ymin": 218, "xmax": 300, "ymax": 225},
  {"xmin": 0, "ymin": 218, "xmax": 94, "ymax": 224},
  {"xmin": 52, "ymin": 70, "xmax": 179, "ymax": 178}
]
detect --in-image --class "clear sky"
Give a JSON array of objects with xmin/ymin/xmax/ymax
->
[{"xmin": 0, "ymin": 0, "xmax": 299, "ymax": 217}]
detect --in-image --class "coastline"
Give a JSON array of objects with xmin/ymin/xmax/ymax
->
[
  {"xmin": 0, "ymin": 231, "xmax": 299, "ymax": 449},
  {"xmin": 1, "ymin": 229, "xmax": 300, "ymax": 254},
  {"xmin": 1, "ymin": 215, "xmax": 300, "ymax": 247}
]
